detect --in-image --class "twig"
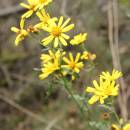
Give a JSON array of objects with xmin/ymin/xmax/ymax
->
[
  {"xmin": 112, "ymin": 0, "xmax": 128, "ymax": 122},
  {"xmin": 126, "ymin": 86, "xmax": 130, "ymax": 101},
  {"xmin": 0, "ymin": 5, "xmax": 25, "ymax": 17},
  {"xmin": 45, "ymin": 118, "xmax": 60, "ymax": 130},
  {"xmin": 0, "ymin": 94, "xmax": 62, "ymax": 130},
  {"xmin": 107, "ymin": 0, "xmax": 117, "ymax": 68}
]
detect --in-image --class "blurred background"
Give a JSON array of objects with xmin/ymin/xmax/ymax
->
[{"xmin": 0, "ymin": 0, "xmax": 130, "ymax": 130}]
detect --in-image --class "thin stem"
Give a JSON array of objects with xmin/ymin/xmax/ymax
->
[
  {"xmin": 62, "ymin": 78, "xmax": 85, "ymax": 117},
  {"xmin": 113, "ymin": 110, "xmax": 120, "ymax": 123},
  {"xmin": 111, "ymin": 99, "xmax": 120, "ymax": 124},
  {"xmin": 81, "ymin": 43, "xmax": 86, "ymax": 51},
  {"xmin": 108, "ymin": 0, "xmax": 128, "ymax": 122}
]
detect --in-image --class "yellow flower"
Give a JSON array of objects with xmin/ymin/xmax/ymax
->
[
  {"xmin": 86, "ymin": 79, "xmax": 119, "ymax": 104},
  {"xmin": 39, "ymin": 59, "xmax": 60, "ymax": 79},
  {"xmin": 11, "ymin": 19, "xmax": 28, "ymax": 46},
  {"xmin": 41, "ymin": 16, "xmax": 75, "ymax": 47},
  {"xmin": 20, "ymin": 0, "xmax": 39, "ymax": 18},
  {"xmin": 81, "ymin": 51, "xmax": 96, "ymax": 61},
  {"xmin": 111, "ymin": 124, "xmax": 120, "ymax": 130},
  {"xmin": 111, "ymin": 123, "xmax": 130, "ymax": 130},
  {"xmin": 35, "ymin": 9, "xmax": 57, "ymax": 29},
  {"xmin": 38, "ymin": 0, "xmax": 53, "ymax": 9},
  {"xmin": 62, "ymin": 53, "xmax": 84, "ymax": 80},
  {"xmin": 86, "ymin": 69, "xmax": 122, "ymax": 104},
  {"xmin": 39, "ymin": 50, "xmax": 63, "ymax": 79},
  {"xmin": 40, "ymin": 50, "xmax": 65, "ymax": 63},
  {"xmin": 123, "ymin": 123, "xmax": 130, "ymax": 130},
  {"xmin": 81, "ymin": 51, "xmax": 89, "ymax": 60},
  {"xmin": 70, "ymin": 33, "xmax": 87, "ymax": 45},
  {"xmin": 100, "ymin": 69, "xmax": 122, "ymax": 81}
]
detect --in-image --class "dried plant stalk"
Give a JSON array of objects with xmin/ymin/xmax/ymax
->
[{"xmin": 107, "ymin": 0, "xmax": 128, "ymax": 122}]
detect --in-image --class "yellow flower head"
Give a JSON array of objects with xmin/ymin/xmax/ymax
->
[
  {"xmin": 111, "ymin": 124, "xmax": 120, "ymax": 130},
  {"xmin": 20, "ymin": 0, "xmax": 39, "ymax": 18},
  {"xmin": 11, "ymin": 19, "xmax": 28, "ymax": 46},
  {"xmin": 39, "ymin": 50, "xmax": 64, "ymax": 79},
  {"xmin": 100, "ymin": 69, "xmax": 122, "ymax": 81},
  {"xmin": 86, "ymin": 69, "xmax": 122, "ymax": 104},
  {"xmin": 40, "ymin": 50, "xmax": 66, "ymax": 63},
  {"xmin": 70, "ymin": 33, "xmax": 87, "ymax": 45},
  {"xmin": 86, "ymin": 79, "xmax": 119, "ymax": 104},
  {"xmin": 41, "ymin": 16, "xmax": 75, "ymax": 47},
  {"xmin": 62, "ymin": 53, "xmax": 84, "ymax": 80},
  {"xmin": 39, "ymin": 60, "xmax": 60, "ymax": 80},
  {"xmin": 123, "ymin": 123, "xmax": 130, "ymax": 130},
  {"xmin": 81, "ymin": 51, "xmax": 96, "ymax": 61},
  {"xmin": 35, "ymin": 9, "xmax": 57, "ymax": 29},
  {"xmin": 111, "ymin": 123, "xmax": 130, "ymax": 130}
]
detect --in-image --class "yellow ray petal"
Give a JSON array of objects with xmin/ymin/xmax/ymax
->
[
  {"xmin": 89, "ymin": 95, "xmax": 99, "ymax": 104},
  {"xmin": 54, "ymin": 37, "xmax": 59, "ymax": 48},
  {"xmin": 58, "ymin": 16, "xmax": 63, "ymax": 27},
  {"xmin": 42, "ymin": 36, "xmax": 54, "ymax": 46},
  {"xmin": 20, "ymin": 19, "xmax": 25, "ymax": 29},
  {"xmin": 86, "ymin": 87, "xmax": 95, "ymax": 93},
  {"xmin": 62, "ymin": 24, "xmax": 74, "ymax": 32},
  {"xmin": 69, "ymin": 53, "xmax": 74, "ymax": 62},
  {"xmin": 61, "ymin": 18, "xmax": 71, "ymax": 28},
  {"xmin": 75, "ymin": 53, "xmax": 80, "ymax": 63},
  {"xmin": 11, "ymin": 27, "xmax": 19, "ymax": 33},
  {"xmin": 42, "ymin": 35, "xmax": 53, "ymax": 42},
  {"xmin": 43, "ymin": 26, "xmax": 51, "ymax": 32},
  {"xmin": 20, "ymin": 3, "xmax": 30, "ymax": 9},
  {"xmin": 15, "ymin": 35, "xmax": 21, "ymax": 46},
  {"xmin": 61, "ymin": 33, "xmax": 70, "ymax": 39},
  {"xmin": 21, "ymin": 10, "xmax": 33, "ymax": 18},
  {"xmin": 63, "ymin": 57, "xmax": 70, "ymax": 64},
  {"xmin": 59, "ymin": 36, "xmax": 67, "ymax": 46}
]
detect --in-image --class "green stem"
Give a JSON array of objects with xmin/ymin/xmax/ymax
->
[
  {"xmin": 62, "ymin": 78, "xmax": 85, "ymax": 118},
  {"xmin": 81, "ymin": 43, "xmax": 86, "ymax": 51},
  {"xmin": 111, "ymin": 99, "xmax": 120, "ymax": 123},
  {"xmin": 112, "ymin": 107, "xmax": 120, "ymax": 123},
  {"xmin": 62, "ymin": 78, "xmax": 95, "ymax": 130}
]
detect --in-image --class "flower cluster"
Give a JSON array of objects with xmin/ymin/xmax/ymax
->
[
  {"xmin": 11, "ymin": 0, "xmax": 54, "ymax": 45},
  {"xmin": 39, "ymin": 49, "xmax": 95, "ymax": 80},
  {"xmin": 11, "ymin": 1, "xmax": 128, "ymax": 130},
  {"xmin": 11, "ymin": 0, "xmax": 96, "ymax": 80},
  {"xmin": 86, "ymin": 69, "xmax": 122, "ymax": 104}
]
